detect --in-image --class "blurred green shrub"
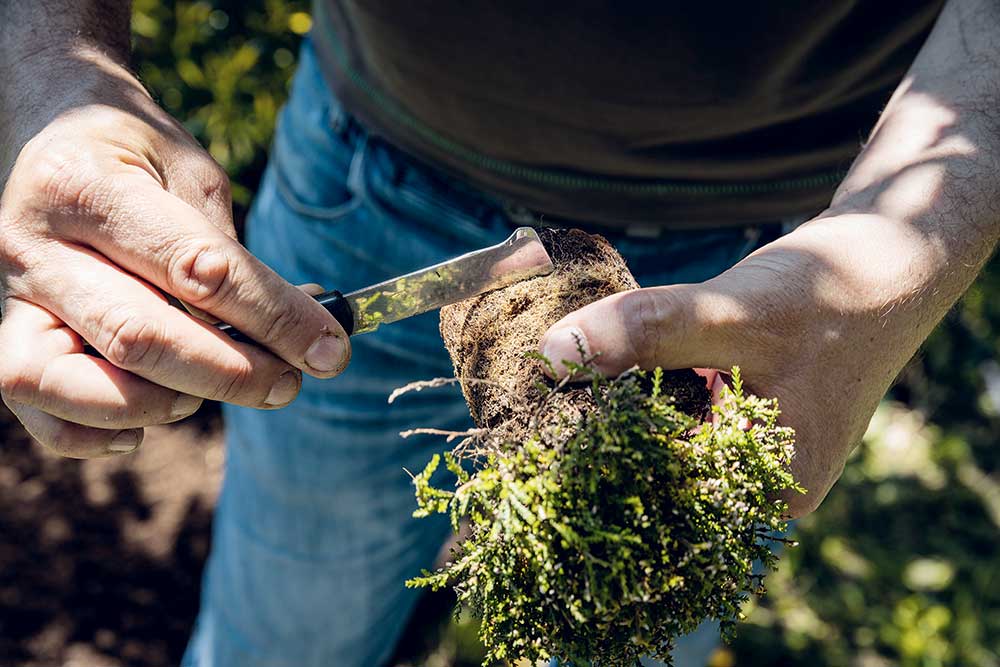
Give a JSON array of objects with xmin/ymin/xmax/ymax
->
[{"xmin": 132, "ymin": 0, "xmax": 309, "ymax": 216}]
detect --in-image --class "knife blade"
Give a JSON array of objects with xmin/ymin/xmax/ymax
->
[{"xmin": 217, "ymin": 226, "xmax": 554, "ymax": 342}]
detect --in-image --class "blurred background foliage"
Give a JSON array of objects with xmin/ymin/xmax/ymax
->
[
  {"xmin": 130, "ymin": 2, "xmax": 999, "ymax": 665},
  {"xmin": 132, "ymin": 0, "xmax": 310, "ymax": 215}
]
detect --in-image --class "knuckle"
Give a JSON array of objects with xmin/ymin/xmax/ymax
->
[
  {"xmin": 258, "ymin": 304, "xmax": 307, "ymax": 348},
  {"xmin": 0, "ymin": 212, "xmax": 81, "ymax": 299},
  {"xmin": 197, "ymin": 161, "xmax": 232, "ymax": 205},
  {"xmin": 18, "ymin": 145, "xmax": 98, "ymax": 211},
  {"xmin": 165, "ymin": 241, "xmax": 235, "ymax": 306},
  {"xmin": 0, "ymin": 200, "xmax": 29, "ymax": 259},
  {"xmin": 0, "ymin": 360, "xmax": 38, "ymax": 406},
  {"xmin": 11, "ymin": 146, "xmax": 126, "ymax": 240},
  {"xmin": 99, "ymin": 310, "xmax": 167, "ymax": 372},
  {"xmin": 0, "ymin": 223, "xmax": 22, "ymax": 266},
  {"xmin": 0, "ymin": 322, "xmax": 39, "ymax": 403},
  {"xmin": 0, "ymin": 228, "xmax": 28, "ymax": 272},
  {"xmin": 213, "ymin": 361, "xmax": 256, "ymax": 403},
  {"xmin": 619, "ymin": 289, "xmax": 674, "ymax": 365}
]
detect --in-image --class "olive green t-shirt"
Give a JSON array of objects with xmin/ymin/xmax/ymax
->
[{"xmin": 311, "ymin": 1, "xmax": 945, "ymax": 228}]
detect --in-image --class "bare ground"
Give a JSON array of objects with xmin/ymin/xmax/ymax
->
[
  {"xmin": 0, "ymin": 404, "xmax": 222, "ymax": 667},
  {"xmin": 0, "ymin": 403, "xmax": 464, "ymax": 667}
]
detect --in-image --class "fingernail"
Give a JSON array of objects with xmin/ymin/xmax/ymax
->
[
  {"xmin": 265, "ymin": 370, "xmax": 301, "ymax": 406},
  {"xmin": 108, "ymin": 430, "xmax": 141, "ymax": 453},
  {"xmin": 171, "ymin": 393, "xmax": 202, "ymax": 419},
  {"xmin": 304, "ymin": 334, "xmax": 347, "ymax": 373},
  {"xmin": 541, "ymin": 326, "xmax": 590, "ymax": 371}
]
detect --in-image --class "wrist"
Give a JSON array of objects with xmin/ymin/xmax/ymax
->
[
  {"xmin": 1, "ymin": 44, "xmax": 147, "ymax": 177},
  {"xmin": 777, "ymin": 213, "xmax": 951, "ymax": 309},
  {"xmin": 727, "ymin": 212, "xmax": 987, "ymax": 391}
]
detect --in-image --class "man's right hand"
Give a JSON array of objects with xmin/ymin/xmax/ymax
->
[{"xmin": 0, "ymin": 45, "xmax": 351, "ymax": 458}]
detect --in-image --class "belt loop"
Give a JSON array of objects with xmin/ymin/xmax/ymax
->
[
  {"xmin": 624, "ymin": 224, "xmax": 662, "ymax": 239},
  {"xmin": 346, "ymin": 134, "xmax": 369, "ymax": 198},
  {"xmin": 503, "ymin": 203, "xmax": 542, "ymax": 227}
]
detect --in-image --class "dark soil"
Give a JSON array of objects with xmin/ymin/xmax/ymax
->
[
  {"xmin": 0, "ymin": 405, "xmax": 223, "ymax": 667},
  {"xmin": 0, "ymin": 404, "xmax": 455, "ymax": 667}
]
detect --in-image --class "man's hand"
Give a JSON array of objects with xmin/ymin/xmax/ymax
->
[
  {"xmin": 541, "ymin": 213, "xmax": 952, "ymax": 517},
  {"xmin": 0, "ymin": 35, "xmax": 350, "ymax": 457},
  {"xmin": 542, "ymin": 0, "xmax": 1000, "ymax": 517}
]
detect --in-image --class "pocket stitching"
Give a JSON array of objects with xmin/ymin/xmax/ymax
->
[{"xmin": 270, "ymin": 124, "xmax": 369, "ymax": 220}]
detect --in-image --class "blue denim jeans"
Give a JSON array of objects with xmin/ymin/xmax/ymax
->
[{"xmin": 183, "ymin": 40, "xmax": 785, "ymax": 667}]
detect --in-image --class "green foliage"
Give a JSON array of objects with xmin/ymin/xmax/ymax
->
[
  {"xmin": 733, "ymin": 401, "xmax": 1000, "ymax": 667},
  {"xmin": 408, "ymin": 367, "xmax": 801, "ymax": 666},
  {"xmin": 131, "ymin": 0, "xmax": 309, "ymax": 209}
]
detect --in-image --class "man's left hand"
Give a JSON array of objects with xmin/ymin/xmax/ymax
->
[{"xmin": 540, "ymin": 212, "xmax": 975, "ymax": 518}]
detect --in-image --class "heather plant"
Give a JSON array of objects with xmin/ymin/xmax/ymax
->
[{"xmin": 404, "ymin": 364, "xmax": 800, "ymax": 666}]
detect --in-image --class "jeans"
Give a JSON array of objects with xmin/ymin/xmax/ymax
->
[{"xmin": 183, "ymin": 40, "xmax": 785, "ymax": 667}]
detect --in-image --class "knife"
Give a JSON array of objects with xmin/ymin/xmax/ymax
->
[
  {"xmin": 81, "ymin": 228, "xmax": 552, "ymax": 359},
  {"xmin": 202, "ymin": 226, "xmax": 552, "ymax": 345}
]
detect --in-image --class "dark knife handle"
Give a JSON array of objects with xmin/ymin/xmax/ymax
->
[
  {"xmin": 318, "ymin": 290, "xmax": 356, "ymax": 336},
  {"xmin": 83, "ymin": 290, "xmax": 355, "ymax": 357},
  {"xmin": 215, "ymin": 289, "xmax": 355, "ymax": 343}
]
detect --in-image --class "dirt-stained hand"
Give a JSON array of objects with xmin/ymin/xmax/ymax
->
[{"xmin": 0, "ymin": 51, "xmax": 350, "ymax": 458}]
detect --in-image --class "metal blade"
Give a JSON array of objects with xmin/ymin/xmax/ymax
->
[{"xmin": 344, "ymin": 227, "xmax": 554, "ymax": 335}]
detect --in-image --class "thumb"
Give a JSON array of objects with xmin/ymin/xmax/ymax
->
[{"xmin": 538, "ymin": 285, "xmax": 741, "ymax": 378}]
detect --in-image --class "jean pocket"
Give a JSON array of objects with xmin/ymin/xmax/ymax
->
[
  {"xmin": 271, "ymin": 133, "xmax": 364, "ymax": 221},
  {"xmin": 362, "ymin": 139, "xmax": 506, "ymax": 244}
]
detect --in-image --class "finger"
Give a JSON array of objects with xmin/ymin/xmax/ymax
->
[
  {"xmin": 39, "ymin": 354, "xmax": 204, "ymax": 427},
  {"xmin": 0, "ymin": 298, "xmax": 203, "ymax": 428},
  {"xmin": 5, "ymin": 399, "xmax": 143, "ymax": 458},
  {"xmin": 298, "ymin": 283, "xmax": 326, "ymax": 297},
  {"xmin": 181, "ymin": 284, "xmax": 324, "ymax": 323},
  {"xmin": 54, "ymin": 174, "xmax": 350, "ymax": 377},
  {"xmin": 708, "ymin": 370, "xmax": 729, "ymax": 405},
  {"xmin": 539, "ymin": 285, "xmax": 744, "ymax": 378},
  {"xmin": 693, "ymin": 368, "xmax": 719, "ymax": 392},
  {"xmin": 24, "ymin": 244, "xmax": 303, "ymax": 409},
  {"xmin": 171, "ymin": 158, "xmax": 239, "ymax": 326},
  {"xmin": 699, "ymin": 370, "xmax": 734, "ymax": 427}
]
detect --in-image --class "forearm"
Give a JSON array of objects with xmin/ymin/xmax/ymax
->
[
  {"xmin": 680, "ymin": 0, "xmax": 999, "ymax": 468},
  {"xmin": 0, "ymin": 1, "xmax": 135, "ymax": 173},
  {"xmin": 825, "ymin": 0, "xmax": 1000, "ymax": 316},
  {"xmin": 541, "ymin": 0, "xmax": 1000, "ymax": 516},
  {"xmin": 732, "ymin": 0, "xmax": 1000, "ymax": 367},
  {"xmin": 0, "ymin": 1, "xmax": 131, "ymax": 63}
]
